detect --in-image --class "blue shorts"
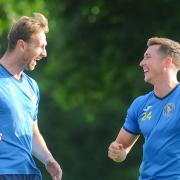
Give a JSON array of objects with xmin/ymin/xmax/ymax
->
[{"xmin": 0, "ymin": 174, "xmax": 41, "ymax": 180}]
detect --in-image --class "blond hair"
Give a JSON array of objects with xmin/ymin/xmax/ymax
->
[
  {"xmin": 7, "ymin": 12, "xmax": 49, "ymax": 51},
  {"xmin": 147, "ymin": 37, "xmax": 180, "ymax": 69}
]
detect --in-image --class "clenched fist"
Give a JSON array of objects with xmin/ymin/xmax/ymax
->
[{"xmin": 108, "ymin": 141, "xmax": 127, "ymax": 163}]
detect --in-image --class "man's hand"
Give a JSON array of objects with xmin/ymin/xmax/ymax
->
[
  {"xmin": 108, "ymin": 141, "xmax": 127, "ymax": 162},
  {"xmin": 45, "ymin": 157, "xmax": 62, "ymax": 180}
]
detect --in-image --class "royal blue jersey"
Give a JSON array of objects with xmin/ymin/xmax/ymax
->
[
  {"xmin": 0, "ymin": 64, "xmax": 41, "ymax": 176},
  {"xmin": 123, "ymin": 84, "xmax": 180, "ymax": 180}
]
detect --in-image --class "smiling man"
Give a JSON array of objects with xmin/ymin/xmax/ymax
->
[
  {"xmin": 108, "ymin": 37, "xmax": 180, "ymax": 180},
  {"xmin": 0, "ymin": 13, "xmax": 62, "ymax": 180}
]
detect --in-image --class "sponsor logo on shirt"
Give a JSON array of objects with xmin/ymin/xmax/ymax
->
[{"xmin": 143, "ymin": 105, "xmax": 152, "ymax": 112}]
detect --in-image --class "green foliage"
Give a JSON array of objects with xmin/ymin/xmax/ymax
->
[{"xmin": 40, "ymin": 1, "xmax": 144, "ymax": 121}]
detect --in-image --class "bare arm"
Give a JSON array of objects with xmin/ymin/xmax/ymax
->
[
  {"xmin": 108, "ymin": 127, "xmax": 139, "ymax": 162},
  {"xmin": 32, "ymin": 121, "xmax": 62, "ymax": 180}
]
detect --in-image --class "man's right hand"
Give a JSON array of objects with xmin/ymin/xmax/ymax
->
[{"xmin": 108, "ymin": 141, "xmax": 127, "ymax": 162}]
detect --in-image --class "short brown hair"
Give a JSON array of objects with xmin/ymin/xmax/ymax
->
[
  {"xmin": 7, "ymin": 12, "xmax": 49, "ymax": 51},
  {"xmin": 147, "ymin": 37, "xmax": 180, "ymax": 69}
]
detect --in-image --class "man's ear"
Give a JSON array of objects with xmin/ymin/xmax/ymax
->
[
  {"xmin": 16, "ymin": 39, "xmax": 26, "ymax": 51},
  {"xmin": 165, "ymin": 56, "xmax": 173, "ymax": 68}
]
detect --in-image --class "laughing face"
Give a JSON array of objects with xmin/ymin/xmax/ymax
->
[
  {"xmin": 23, "ymin": 31, "xmax": 47, "ymax": 71},
  {"xmin": 139, "ymin": 45, "xmax": 166, "ymax": 85}
]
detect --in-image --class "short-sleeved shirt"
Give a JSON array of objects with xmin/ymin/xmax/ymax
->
[
  {"xmin": 123, "ymin": 84, "xmax": 180, "ymax": 179},
  {"xmin": 0, "ymin": 64, "xmax": 41, "ymax": 176}
]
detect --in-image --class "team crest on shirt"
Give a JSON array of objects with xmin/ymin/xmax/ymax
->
[{"xmin": 163, "ymin": 103, "xmax": 175, "ymax": 117}]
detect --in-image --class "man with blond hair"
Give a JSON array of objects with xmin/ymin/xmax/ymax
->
[
  {"xmin": 0, "ymin": 13, "xmax": 62, "ymax": 180},
  {"xmin": 108, "ymin": 37, "xmax": 180, "ymax": 179}
]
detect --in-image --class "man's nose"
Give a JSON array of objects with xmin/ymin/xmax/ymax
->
[
  {"xmin": 41, "ymin": 48, "xmax": 47, "ymax": 58},
  {"xmin": 139, "ymin": 59, "xmax": 144, "ymax": 67}
]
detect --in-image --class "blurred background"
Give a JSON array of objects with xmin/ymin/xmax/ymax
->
[{"xmin": 0, "ymin": 0, "xmax": 180, "ymax": 179}]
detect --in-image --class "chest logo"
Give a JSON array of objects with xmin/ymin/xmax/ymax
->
[
  {"xmin": 143, "ymin": 105, "xmax": 152, "ymax": 112},
  {"xmin": 163, "ymin": 103, "xmax": 175, "ymax": 117}
]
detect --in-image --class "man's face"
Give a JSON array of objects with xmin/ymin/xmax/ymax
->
[
  {"xmin": 139, "ymin": 45, "xmax": 166, "ymax": 85},
  {"xmin": 23, "ymin": 31, "xmax": 47, "ymax": 71}
]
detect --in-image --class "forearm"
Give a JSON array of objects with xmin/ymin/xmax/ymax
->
[
  {"xmin": 32, "ymin": 121, "xmax": 54, "ymax": 165},
  {"xmin": 32, "ymin": 131, "xmax": 53, "ymax": 165},
  {"xmin": 32, "ymin": 121, "xmax": 62, "ymax": 179}
]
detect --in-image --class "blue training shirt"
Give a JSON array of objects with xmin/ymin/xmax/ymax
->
[
  {"xmin": 0, "ymin": 64, "xmax": 41, "ymax": 176},
  {"xmin": 123, "ymin": 84, "xmax": 180, "ymax": 180}
]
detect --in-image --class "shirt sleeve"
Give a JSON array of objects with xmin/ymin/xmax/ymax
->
[
  {"xmin": 33, "ymin": 88, "xmax": 40, "ymax": 121},
  {"xmin": 26, "ymin": 75, "xmax": 40, "ymax": 121},
  {"xmin": 123, "ymin": 96, "xmax": 144, "ymax": 135}
]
